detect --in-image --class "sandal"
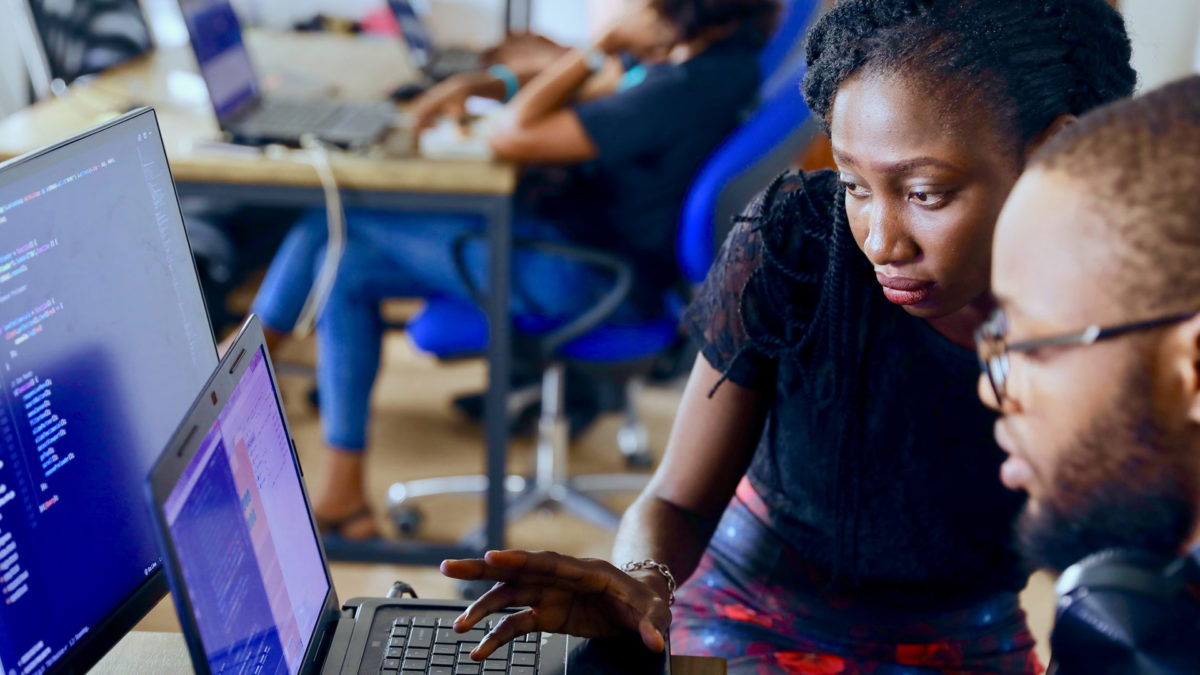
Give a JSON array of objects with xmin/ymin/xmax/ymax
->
[{"xmin": 314, "ymin": 506, "xmax": 379, "ymax": 541}]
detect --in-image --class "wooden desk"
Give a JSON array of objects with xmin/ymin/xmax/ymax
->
[
  {"xmin": 91, "ymin": 632, "xmax": 727, "ymax": 675},
  {"xmin": 0, "ymin": 32, "xmax": 516, "ymax": 196},
  {"xmin": 0, "ymin": 32, "xmax": 517, "ymax": 564}
]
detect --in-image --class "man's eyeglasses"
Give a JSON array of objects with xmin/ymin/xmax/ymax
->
[{"xmin": 974, "ymin": 309, "xmax": 1199, "ymax": 406}]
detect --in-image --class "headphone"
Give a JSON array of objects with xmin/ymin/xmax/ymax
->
[{"xmin": 1049, "ymin": 547, "xmax": 1200, "ymax": 675}]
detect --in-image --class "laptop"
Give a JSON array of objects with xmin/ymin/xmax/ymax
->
[
  {"xmin": 146, "ymin": 315, "xmax": 672, "ymax": 674},
  {"xmin": 179, "ymin": 0, "xmax": 395, "ymax": 148},
  {"xmin": 388, "ymin": 0, "xmax": 481, "ymax": 82}
]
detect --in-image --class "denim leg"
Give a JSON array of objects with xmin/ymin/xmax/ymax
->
[
  {"xmin": 308, "ymin": 207, "xmax": 636, "ymax": 450},
  {"xmin": 250, "ymin": 211, "xmax": 329, "ymax": 333}
]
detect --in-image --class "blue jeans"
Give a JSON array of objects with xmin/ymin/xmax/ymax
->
[{"xmin": 252, "ymin": 208, "xmax": 623, "ymax": 450}]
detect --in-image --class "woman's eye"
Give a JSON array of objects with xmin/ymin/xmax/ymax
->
[
  {"xmin": 841, "ymin": 180, "xmax": 869, "ymax": 198},
  {"xmin": 909, "ymin": 190, "xmax": 946, "ymax": 207}
]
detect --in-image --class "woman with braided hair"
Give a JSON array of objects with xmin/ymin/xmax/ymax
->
[{"xmin": 440, "ymin": 2, "xmax": 1137, "ymax": 673}]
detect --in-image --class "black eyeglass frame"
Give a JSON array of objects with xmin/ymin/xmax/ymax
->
[{"xmin": 975, "ymin": 309, "xmax": 1200, "ymax": 405}]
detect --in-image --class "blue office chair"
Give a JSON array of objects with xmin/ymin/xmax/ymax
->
[{"xmin": 385, "ymin": 51, "xmax": 820, "ymax": 536}]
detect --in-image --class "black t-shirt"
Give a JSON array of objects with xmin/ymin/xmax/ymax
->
[
  {"xmin": 685, "ymin": 170, "xmax": 1028, "ymax": 607},
  {"xmin": 522, "ymin": 37, "xmax": 761, "ymax": 310}
]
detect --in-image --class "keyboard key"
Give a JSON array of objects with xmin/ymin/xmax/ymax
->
[
  {"xmin": 388, "ymin": 638, "xmax": 407, "ymax": 649},
  {"xmin": 436, "ymin": 629, "xmax": 461, "ymax": 644},
  {"xmin": 434, "ymin": 645, "xmax": 456, "ymax": 656},
  {"xmin": 512, "ymin": 643, "xmax": 536, "ymax": 653},
  {"xmin": 483, "ymin": 660, "xmax": 507, "ymax": 671},
  {"xmin": 511, "ymin": 668, "xmax": 536, "ymax": 675},
  {"xmin": 458, "ymin": 643, "xmax": 475, "ymax": 654},
  {"xmin": 488, "ymin": 644, "xmax": 509, "ymax": 660},
  {"xmin": 406, "ymin": 648, "xmax": 429, "ymax": 660},
  {"xmin": 455, "ymin": 666, "xmax": 481, "ymax": 675},
  {"xmin": 391, "ymin": 625, "xmax": 409, "ymax": 638},
  {"xmin": 462, "ymin": 630, "xmax": 487, "ymax": 643},
  {"xmin": 431, "ymin": 655, "xmax": 455, "ymax": 666},
  {"xmin": 381, "ymin": 657, "xmax": 400, "ymax": 672},
  {"xmin": 410, "ymin": 627, "xmax": 434, "ymax": 649},
  {"xmin": 525, "ymin": 633, "xmax": 540, "ymax": 643},
  {"xmin": 430, "ymin": 668, "xmax": 454, "ymax": 675},
  {"xmin": 401, "ymin": 659, "xmax": 426, "ymax": 671},
  {"xmin": 414, "ymin": 618, "xmax": 438, "ymax": 627},
  {"xmin": 512, "ymin": 652, "xmax": 536, "ymax": 667},
  {"xmin": 387, "ymin": 648, "xmax": 405, "ymax": 659}
]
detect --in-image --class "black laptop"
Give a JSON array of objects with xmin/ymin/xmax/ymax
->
[
  {"xmin": 145, "ymin": 315, "xmax": 671, "ymax": 674},
  {"xmin": 388, "ymin": 0, "xmax": 481, "ymax": 82},
  {"xmin": 179, "ymin": 0, "xmax": 395, "ymax": 148}
]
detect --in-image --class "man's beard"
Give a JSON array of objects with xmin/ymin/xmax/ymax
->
[{"xmin": 1017, "ymin": 367, "xmax": 1198, "ymax": 574}]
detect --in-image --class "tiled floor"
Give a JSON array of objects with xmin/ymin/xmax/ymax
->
[{"xmin": 134, "ymin": 328, "xmax": 1057, "ymax": 665}]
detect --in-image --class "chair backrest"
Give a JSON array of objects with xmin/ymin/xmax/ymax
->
[
  {"xmin": 21, "ymin": 0, "xmax": 153, "ymax": 93},
  {"xmin": 677, "ymin": 57, "xmax": 819, "ymax": 284},
  {"xmin": 758, "ymin": 0, "xmax": 822, "ymax": 84}
]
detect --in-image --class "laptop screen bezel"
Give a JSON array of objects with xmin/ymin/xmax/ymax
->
[
  {"xmin": 146, "ymin": 315, "xmax": 340, "ymax": 675},
  {"xmin": 0, "ymin": 107, "xmax": 219, "ymax": 675}
]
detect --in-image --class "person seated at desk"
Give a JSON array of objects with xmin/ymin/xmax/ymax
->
[
  {"xmin": 245, "ymin": 0, "xmax": 781, "ymax": 540},
  {"xmin": 980, "ymin": 74, "xmax": 1200, "ymax": 674},
  {"xmin": 437, "ymin": 1, "xmax": 1136, "ymax": 673}
]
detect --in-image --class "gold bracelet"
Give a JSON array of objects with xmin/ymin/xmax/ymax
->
[{"xmin": 621, "ymin": 559, "xmax": 677, "ymax": 606}]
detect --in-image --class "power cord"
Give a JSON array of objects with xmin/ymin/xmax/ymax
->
[
  {"xmin": 385, "ymin": 581, "xmax": 419, "ymax": 599},
  {"xmin": 292, "ymin": 134, "xmax": 347, "ymax": 338}
]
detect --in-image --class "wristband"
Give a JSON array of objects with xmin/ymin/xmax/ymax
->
[
  {"xmin": 622, "ymin": 559, "xmax": 677, "ymax": 606},
  {"xmin": 487, "ymin": 64, "xmax": 519, "ymax": 102},
  {"xmin": 583, "ymin": 48, "xmax": 608, "ymax": 74}
]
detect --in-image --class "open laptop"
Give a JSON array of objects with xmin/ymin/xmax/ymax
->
[
  {"xmin": 388, "ymin": 0, "xmax": 481, "ymax": 82},
  {"xmin": 179, "ymin": 0, "xmax": 395, "ymax": 148},
  {"xmin": 146, "ymin": 315, "xmax": 671, "ymax": 674}
]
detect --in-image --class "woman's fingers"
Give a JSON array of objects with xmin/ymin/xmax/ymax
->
[
  {"xmin": 446, "ymin": 551, "xmax": 618, "ymax": 593},
  {"xmin": 452, "ymin": 582, "xmax": 545, "ymax": 632},
  {"xmin": 470, "ymin": 609, "xmax": 540, "ymax": 661}
]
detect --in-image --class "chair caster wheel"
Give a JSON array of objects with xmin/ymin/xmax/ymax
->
[
  {"xmin": 624, "ymin": 451, "xmax": 654, "ymax": 470},
  {"xmin": 458, "ymin": 579, "xmax": 495, "ymax": 601},
  {"xmin": 389, "ymin": 505, "xmax": 424, "ymax": 537}
]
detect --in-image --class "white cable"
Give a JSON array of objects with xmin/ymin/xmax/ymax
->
[{"xmin": 292, "ymin": 134, "xmax": 346, "ymax": 338}]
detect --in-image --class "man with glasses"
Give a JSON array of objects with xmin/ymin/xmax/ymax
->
[{"xmin": 978, "ymin": 74, "xmax": 1200, "ymax": 672}]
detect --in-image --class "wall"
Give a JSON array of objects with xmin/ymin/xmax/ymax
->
[{"xmin": 1122, "ymin": 0, "xmax": 1200, "ymax": 91}]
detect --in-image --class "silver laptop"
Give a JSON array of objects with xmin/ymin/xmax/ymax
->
[
  {"xmin": 145, "ymin": 315, "xmax": 672, "ymax": 674},
  {"xmin": 179, "ymin": 0, "xmax": 394, "ymax": 148}
]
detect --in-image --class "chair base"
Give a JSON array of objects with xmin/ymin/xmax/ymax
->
[
  {"xmin": 385, "ymin": 363, "xmax": 653, "ymax": 540},
  {"xmin": 386, "ymin": 471, "xmax": 651, "ymax": 542}
]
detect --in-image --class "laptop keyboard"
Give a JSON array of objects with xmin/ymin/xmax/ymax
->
[
  {"xmin": 240, "ymin": 100, "xmax": 392, "ymax": 142},
  {"xmin": 381, "ymin": 616, "xmax": 541, "ymax": 675}
]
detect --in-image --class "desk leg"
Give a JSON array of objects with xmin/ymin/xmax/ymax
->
[{"xmin": 483, "ymin": 196, "xmax": 512, "ymax": 552}]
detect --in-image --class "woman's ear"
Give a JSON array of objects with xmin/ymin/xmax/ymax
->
[{"xmin": 1023, "ymin": 114, "xmax": 1077, "ymax": 164}]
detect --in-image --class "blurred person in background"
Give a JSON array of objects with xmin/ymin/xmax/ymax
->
[{"xmin": 244, "ymin": 0, "xmax": 780, "ymax": 541}]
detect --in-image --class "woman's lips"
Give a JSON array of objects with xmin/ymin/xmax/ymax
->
[{"xmin": 875, "ymin": 273, "xmax": 936, "ymax": 306}]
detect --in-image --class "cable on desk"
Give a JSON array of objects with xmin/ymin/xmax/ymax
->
[{"xmin": 292, "ymin": 135, "xmax": 347, "ymax": 338}]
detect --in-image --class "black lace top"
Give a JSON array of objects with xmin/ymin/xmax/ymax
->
[{"xmin": 685, "ymin": 170, "xmax": 1027, "ymax": 605}]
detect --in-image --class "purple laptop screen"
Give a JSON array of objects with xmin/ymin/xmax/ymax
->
[{"xmin": 164, "ymin": 347, "xmax": 328, "ymax": 675}]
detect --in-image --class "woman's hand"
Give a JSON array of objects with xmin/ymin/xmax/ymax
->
[
  {"xmin": 411, "ymin": 75, "xmax": 480, "ymax": 133},
  {"xmin": 482, "ymin": 32, "xmax": 568, "ymax": 73},
  {"xmin": 440, "ymin": 550, "xmax": 672, "ymax": 661}
]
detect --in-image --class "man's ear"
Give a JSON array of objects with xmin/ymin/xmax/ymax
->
[
  {"xmin": 1023, "ymin": 114, "xmax": 1077, "ymax": 164},
  {"xmin": 1172, "ymin": 313, "xmax": 1200, "ymax": 427}
]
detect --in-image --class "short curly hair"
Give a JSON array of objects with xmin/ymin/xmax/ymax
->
[
  {"xmin": 802, "ymin": 0, "xmax": 1137, "ymax": 148},
  {"xmin": 1031, "ymin": 75, "xmax": 1200, "ymax": 314},
  {"xmin": 651, "ymin": 0, "xmax": 781, "ymax": 48}
]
